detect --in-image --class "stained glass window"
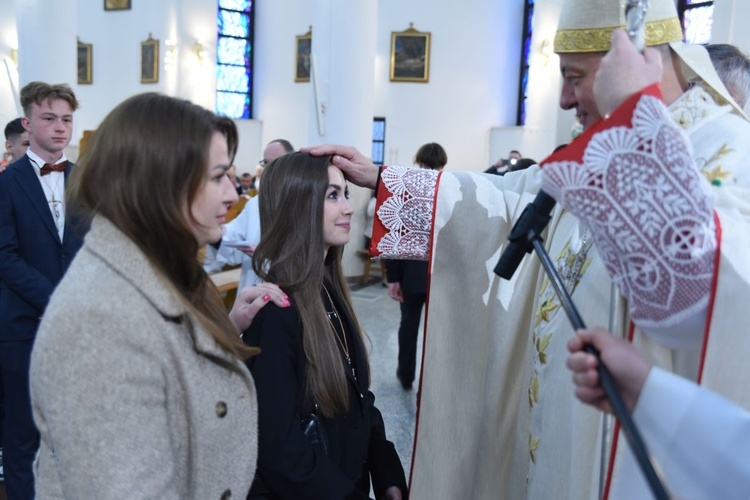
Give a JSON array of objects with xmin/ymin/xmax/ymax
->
[
  {"xmin": 217, "ymin": 1, "xmax": 254, "ymax": 119},
  {"xmin": 516, "ymin": 0, "xmax": 534, "ymax": 126},
  {"xmin": 372, "ymin": 118, "xmax": 386, "ymax": 166},
  {"xmin": 677, "ymin": 0, "xmax": 714, "ymax": 44},
  {"xmin": 219, "ymin": 0, "xmax": 250, "ymax": 11}
]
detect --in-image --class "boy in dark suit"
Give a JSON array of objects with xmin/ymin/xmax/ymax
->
[{"xmin": 0, "ymin": 82, "xmax": 84, "ymax": 499}]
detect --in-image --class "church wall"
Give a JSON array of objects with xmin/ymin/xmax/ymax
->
[
  {"xmin": 372, "ymin": 0, "xmax": 521, "ymax": 172},
  {"xmin": 0, "ymin": 0, "xmax": 22, "ymax": 129},
  {"xmin": 6, "ymin": 0, "xmax": 749, "ymax": 278}
]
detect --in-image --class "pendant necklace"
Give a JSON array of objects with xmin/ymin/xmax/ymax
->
[
  {"xmin": 323, "ymin": 285, "xmax": 357, "ymax": 381},
  {"xmin": 560, "ymin": 227, "xmax": 593, "ymax": 293},
  {"xmin": 40, "ymin": 173, "xmax": 63, "ymax": 231}
]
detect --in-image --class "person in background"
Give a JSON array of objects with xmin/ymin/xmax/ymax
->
[
  {"xmin": 706, "ymin": 43, "xmax": 750, "ymax": 108},
  {"xmin": 227, "ymin": 164, "xmax": 242, "ymax": 195},
  {"xmin": 386, "ymin": 142, "xmax": 447, "ymax": 390},
  {"xmin": 509, "ymin": 157, "xmax": 536, "ymax": 173},
  {"xmin": 29, "ymin": 93, "xmax": 287, "ymax": 498},
  {"xmin": 567, "ymin": 327, "xmax": 750, "ymax": 497},
  {"xmin": 484, "ymin": 149, "xmax": 521, "ymax": 175},
  {"xmin": 213, "ymin": 139, "xmax": 294, "ymax": 291},
  {"xmin": 0, "ymin": 82, "xmax": 85, "ymax": 499},
  {"xmin": 0, "ymin": 116, "xmax": 28, "ymax": 478},
  {"xmin": 255, "ymin": 139, "xmax": 294, "ymax": 192},
  {"xmin": 4, "ymin": 118, "xmax": 30, "ymax": 168},
  {"xmin": 240, "ymin": 172, "xmax": 255, "ymax": 197},
  {"xmin": 243, "ymin": 152, "xmax": 407, "ymax": 499},
  {"xmin": 363, "ymin": 191, "xmax": 376, "ymax": 250}
]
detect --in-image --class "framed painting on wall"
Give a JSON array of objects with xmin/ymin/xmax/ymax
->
[
  {"xmin": 141, "ymin": 34, "xmax": 159, "ymax": 84},
  {"xmin": 295, "ymin": 28, "xmax": 312, "ymax": 82},
  {"xmin": 77, "ymin": 39, "xmax": 93, "ymax": 85},
  {"xmin": 390, "ymin": 23, "xmax": 431, "ymax": 83},
  {"xmin": 104, "ymin": 0, "xmax": 131, "ymax": 11}
]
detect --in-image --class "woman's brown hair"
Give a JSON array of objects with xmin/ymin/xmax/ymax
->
[
  {"xmin": 252, "ymin": 152, "xmax": 368, "ymax": 417},
  {"xmin": 68, "ymin": 93, "xmax": 255, "ymax": 359}
]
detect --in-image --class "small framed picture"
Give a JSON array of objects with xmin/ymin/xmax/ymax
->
[
  {"xmin": 104, "ymin": 0, "xmax": 131, "ymax": 11},
  {"xmin": 295, "ymin": 28, "xmax": 312, "ymax": 83},
  {"xmin": 390, "ymin": 24, "xmax": 431, "ymax": 83},
  {"xmin": 77, "ymin": 39, "xmax": 93, "ymax": 85},
  {"xmin": 141, "ymin": 35, "xmax": 159, "ymax": 84}
]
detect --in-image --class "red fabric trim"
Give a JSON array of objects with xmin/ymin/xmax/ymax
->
[
  {"xmin": 407, "ymin": 170, "xmax": 443, "ymax": 490},
  {"xmin": 697, "ymin": 211, "xmax": 722, "ymax": 384},
  {"xmin": 369, "ymin": 166, "xmax": 393, "ymax": 257},
  {"xmin": 604, "ymin": 212, "xmax": 718, "ymax": 496},
  {"xmin": 603, "ymin": 420, "xmax": 621, "ymax": 500},
  {"xmin": 627, "ymin": 321, "xmax": 636, "ymax": 342},
  {"xmin": 603, "ymin": 314, "xmax": 637, "ymax": 498}
]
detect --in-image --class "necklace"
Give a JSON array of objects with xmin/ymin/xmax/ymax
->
[
  {"xmin": 322, "ymin": 285, "xmax": 357, "ymax": 380},
  {"xmin": 559, "ymin": 227, "xmax": 593, "ymax": 293},
  {"xmin": 39, "ymin": 171, "xmax": 63, "ymax": 228}
]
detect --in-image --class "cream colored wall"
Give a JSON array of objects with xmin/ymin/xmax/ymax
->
[{"xmin": 5, "ymin": 0, "xmax": 747, "ymax": 278}]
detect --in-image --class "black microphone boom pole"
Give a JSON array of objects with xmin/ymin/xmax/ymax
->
[{"xmin": 494, "ymin": 193, "xmax": 670, "ymax": 500}]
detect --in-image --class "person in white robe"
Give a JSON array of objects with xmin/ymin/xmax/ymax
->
[{"xmin": 568, "ymin": 327, "xmax": 750, "ymax": 499}]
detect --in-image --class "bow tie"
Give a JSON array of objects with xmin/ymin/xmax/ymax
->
[{"xmin": 40, "ymin": 161, "xmax": 67, "ymax": 176}]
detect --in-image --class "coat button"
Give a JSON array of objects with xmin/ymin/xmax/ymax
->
[
  {"xmin": 215, "ymin": 401, "xmax": 228, "ymax": 418},
  {"xmin": 220, "ymin": 489, "xmax": 231, "ymax": 499}
]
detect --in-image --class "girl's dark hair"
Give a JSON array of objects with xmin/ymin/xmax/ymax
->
[
  {"xmin": 68, "ymin": 93, "xmax": 256, "ymax": 359},
  {"xmin": 253, "ymin": 152, "xmax": 368, "ymax": 417},
  {"xmin": 414, "ymin": 142, "xmax": 448, "ymax": 170}
]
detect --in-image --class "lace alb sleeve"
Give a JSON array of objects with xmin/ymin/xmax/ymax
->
[
  {"xmin": 542, "ymin": 94, "xmax": 717, "ymax": 328},
  {"xmin": 371, "ymin": 165, "xmax": 440, "ymax": 260}
]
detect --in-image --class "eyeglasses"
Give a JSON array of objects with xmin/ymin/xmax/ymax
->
[{"xmin": 258, "ymin": 159, "xmax": 268, "ymax": 167}]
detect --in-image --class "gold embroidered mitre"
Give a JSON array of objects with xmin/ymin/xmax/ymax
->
[{"xmin": 554, "ymin": 0, "xmax": 682, "ymax": 53}]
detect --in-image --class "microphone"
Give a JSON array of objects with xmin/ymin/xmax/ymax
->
[{"xmin": 494, "ymin": 190, "xmax": 556, "ymax": 280}]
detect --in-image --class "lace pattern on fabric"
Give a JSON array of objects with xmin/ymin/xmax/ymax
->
[
  {"xmin": 542, "ymin": 95, "xmax": 716, "ymax": 326},
  {"xmin": 375, "ymin": 165, "xmax": 438, "ymax": 260}
]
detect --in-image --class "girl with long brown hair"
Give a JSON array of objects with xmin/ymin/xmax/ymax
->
[{"xmin": 244, "ymin": 152, "xmax": 407, "ymax": 499}]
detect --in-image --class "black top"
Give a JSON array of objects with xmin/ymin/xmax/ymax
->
[
  {"xmin": 243, "ymin": 283, "xmax": 407, "ymax": 500},
  {"xmin": 385, "ymin": 260, "xmax": 428, "ymax": 296}
]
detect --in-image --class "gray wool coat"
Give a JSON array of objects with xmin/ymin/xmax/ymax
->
[{"xmin": 30, "ymin": 216, "xmax": 258, "ymax": 499}]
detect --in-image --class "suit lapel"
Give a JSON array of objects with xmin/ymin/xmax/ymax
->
[
  {"xmin": 14, "ymin": 156, "xmax": 61, "ymax": 244},
  {"xmin": 61, "ymin": 162, "xmax": 76, "ymax": 245}
]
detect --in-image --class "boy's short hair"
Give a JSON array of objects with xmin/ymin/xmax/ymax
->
[
  {"xmin": 4, "ymin": 118, "xmax": 25, "ymax": 141},
  {"xmin": 20, "ymin": 81, "xmax": 80, "ymax": 116}
]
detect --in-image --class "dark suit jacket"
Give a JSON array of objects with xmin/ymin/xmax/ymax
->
[
  {"xmin": 385, "ymin": 260, "xmax": 428, "ymax": 296},
  {"xmin": 243, "ymin": 285, "xmax": 407, "ymax": 499},
  {"xmin": 0, "ymin": 155, "xmax": 86, "ymax": 341}
]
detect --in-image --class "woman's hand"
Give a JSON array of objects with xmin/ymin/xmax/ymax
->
[
  {"xmin": 387, "ymin": 282, "xmax": 404, "ymax": 303},
  {"xmin": 381, "ymin": 486, "xmax": 402, "ymax": 500},
  {"xmin": 228, "ymin": 282, "xmax": 289, "ymax": 332}
]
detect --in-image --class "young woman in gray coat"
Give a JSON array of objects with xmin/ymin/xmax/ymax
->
[{"xmin": 29, "ymin": 93, "xmax": 287, "ymax": 499}]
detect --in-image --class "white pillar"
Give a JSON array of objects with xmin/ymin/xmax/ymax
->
[
  {"xmin": 0, "ymin": 0, "xmax": 22, "ymax": 123},
  {"xmin": 310, "ymin": 0, "xmax": 377, "ymax": 152},
  {"xmin": 16, "ymin": 0, "xmax": 77, "ymax": 86},
  {"xmin": 310, "ymin": 0, "xmax": 378, "ymax": 276}
]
